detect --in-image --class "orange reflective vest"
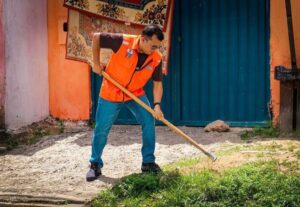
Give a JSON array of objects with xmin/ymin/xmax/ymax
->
[{"xmin": 100, "ymin": 34, "xmax": 162, "ymax": 102}]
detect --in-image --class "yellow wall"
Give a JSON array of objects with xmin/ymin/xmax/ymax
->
[
  {"xmin": 270, "ymin": 0, "xmax": 300, "ymax": 124},
  {"xmin": 48, "ymin": 0, "xmax": 90, "ymax": 120}
]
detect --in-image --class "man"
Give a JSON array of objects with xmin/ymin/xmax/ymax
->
[{"xmin": 86, "ymin": 24, "xmax": 165, "ymax": 181}]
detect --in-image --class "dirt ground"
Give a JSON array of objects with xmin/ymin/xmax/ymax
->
[{"xmin": 0, "ymin": 124, "xmax": 299, "ymax": 206}]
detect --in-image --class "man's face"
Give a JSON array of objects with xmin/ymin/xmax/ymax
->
[{"xmin": 140, "ymin": 34, "xmax": 161, "ymax": 55}]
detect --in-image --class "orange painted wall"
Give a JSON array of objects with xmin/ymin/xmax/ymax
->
[
  {"xmin": 48, "ymin": 0, "xmax": 90, "ymax": 120},
  {"xmin": 270, "ymin": 0, "xmax": 300, "ymax": 124}
]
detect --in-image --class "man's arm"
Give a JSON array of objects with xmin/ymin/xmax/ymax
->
[
  {"xmin": 153, "ymin": 80, "xmax": 164, "ymax": 120},
  {"xmin": 92, "ymin": 33, "xmax": 103, "ymax": 75},
  {"xmin": 92, "ymin": 32, "xmax": 123, "ymax": 75}
]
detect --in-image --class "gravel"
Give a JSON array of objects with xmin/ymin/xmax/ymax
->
[{"xmin": 0, "ymin": 125, "xmax": 243, "ymax": 203}]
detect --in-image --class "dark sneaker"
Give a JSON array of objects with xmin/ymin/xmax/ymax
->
[
  {"xmin": 141, "ymin": 162, "xmax": 162, "ymax": 173},
  {"xmin": 86, "ymin": 163, "xmax": 102, "ymax": 182}
]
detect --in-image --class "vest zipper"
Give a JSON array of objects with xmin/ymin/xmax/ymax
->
[
  {"xmin": 123, "ymin": 70, "xmax": 136, "ymax": 101},
  {"xmin": 122, "ymin": 59, "xmax": 153, "ymax": 101},
  {"xmin": 140, "ymin": 59, "xmax": 153, "ymax": 70}
]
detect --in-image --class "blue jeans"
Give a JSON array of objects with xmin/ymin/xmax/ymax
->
[{"xmin": 89, "ymin": 95, "xmax": 156, "ymax": 167}]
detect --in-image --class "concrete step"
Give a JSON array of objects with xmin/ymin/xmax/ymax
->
[
  {"xmin": 0, "ymin": 202, "xmax": 86, "ymax": 207},
  {"xmin": 0, "ymin": 146, "xmax": 7, "ymax": 152},
  {"xmin": 0, "ymin": 194, "xmax": 87, "ymax": 207}
]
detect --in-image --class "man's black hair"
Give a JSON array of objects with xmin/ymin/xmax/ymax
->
[{"xmin": 142, "ymin": 24, "xmax": 164, "ymax": 41}]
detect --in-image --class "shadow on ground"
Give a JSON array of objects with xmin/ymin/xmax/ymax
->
[
  {"xmin": 2, "ymin": 125, "xmax": 299, "ymax": 157},
  {"xmin": 1, "ymin": 125, "xmax": 246, "ymax": 156}
]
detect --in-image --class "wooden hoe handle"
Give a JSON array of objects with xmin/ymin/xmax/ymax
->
[{"xmin": 102, "ymin": 71, "xmax": 217, "ymax": 161}]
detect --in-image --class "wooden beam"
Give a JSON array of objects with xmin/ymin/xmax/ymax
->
[
  {"xmin": 280, "ymin": 81, "xmax": 293, "ymax": 131},
  {"xmin": 296, "ymin": 81, "xmax": 300, "ymax": 130}
]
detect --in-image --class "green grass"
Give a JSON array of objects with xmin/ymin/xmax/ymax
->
[
  {"xmin": 91, "ymin": 161, "xmax": 300, "ymax": 207},
  {"xmin": 2, "ymin": 121, "xmax": 63, "ymax": 150},
  {"xmin": 4, "ymin": 129, "xmax": 49, "ymax": 149},
  {"xmin": 296, "ymin": 151, "xmax": 300, "ymax": 159},
  {"xmin": 163, "ymin": 145, "xmax": 244, "ymax": 172},
  {"xmin": 164, "ymin": 157, "xmax": 204, "ymax": 171},
  {"xmin": 240, "ymin": 121, "xmax": 300, "ymax": 140},
  {"xmin": 56, "ymin": 118, "xmax": 65, "ymax": 133},
  {"xmin": 240, "ymin": 122, "xmax": 280, "ymax": 140},
  {"xmin": 247, "ymin": 141, "xmax": 284, "ymax": 153},
  {"xmin": 88, "ymin": 121, "xmax": 96, "ymax": 129},
  {"xmin": 281, "ymin": 130, "xmax": 300, "ymax": 138}
]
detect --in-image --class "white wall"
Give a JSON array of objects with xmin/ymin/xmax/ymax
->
[
  {"xmin": 0, "ymin": 0, "xmax": 5, "ymax": 130},
  {"xmin": 4, "ymin": 0, "xmax": 49, "ymax": 129}
]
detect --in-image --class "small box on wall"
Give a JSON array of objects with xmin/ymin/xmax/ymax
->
[{"xmin": 58, "ymin": 18, "xmax": 67, "ymax": 45}]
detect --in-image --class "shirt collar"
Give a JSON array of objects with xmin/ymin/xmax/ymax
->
[{"xmin": 132, "ymin": 35, "xmax": 141, "ymax": 51}]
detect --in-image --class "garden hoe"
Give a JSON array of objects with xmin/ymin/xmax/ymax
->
[{"xmin": 101, "ymin": 71, "xmax": 217, "ymax": 162}]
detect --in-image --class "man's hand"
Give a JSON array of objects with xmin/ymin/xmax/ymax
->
[
  {"xmin": 93, "ymin": 63, "xmax": 105, "ymax": 76},
  {"xmin": 153, "ymin": 105, "xmax": 164, "ymax": 120}
]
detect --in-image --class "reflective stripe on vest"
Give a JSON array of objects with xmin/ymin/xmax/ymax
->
[{"xmin": 100, "ymin": 34, "xmax": 162, "ymax": 102}]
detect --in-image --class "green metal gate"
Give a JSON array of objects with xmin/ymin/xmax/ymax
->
[{"xmin": 91, "ymin": 0, "xmax": 270, "ymax": 126}]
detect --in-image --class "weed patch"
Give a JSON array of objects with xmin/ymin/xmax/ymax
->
[
  {"xmin": 296, "ymin": 151, "xmax": 300, "ymax": 159},
  {"xmin": 240, "ymin": 122, "xmax": 280, "ymax": 140},
  {"xmin": 1, "ymin": 117, "xmax": 64, "ymax": 150},
  {"xmin": 91, "ymin": 161, "xmax": 300, "ymax": 207}
]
